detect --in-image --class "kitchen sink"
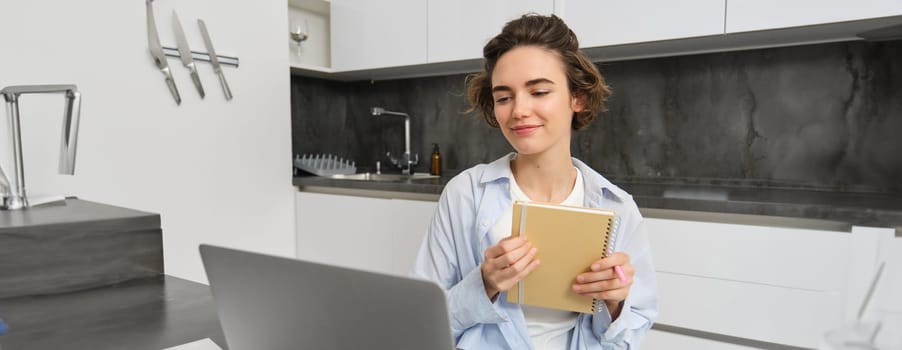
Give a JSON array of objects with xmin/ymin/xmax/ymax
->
[{"xmin": 328, "ymin": 173, "xmax": 440, "ymax": 182}]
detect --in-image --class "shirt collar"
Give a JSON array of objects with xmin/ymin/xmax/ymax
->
[
  {"xmin": 571, "ymin": 157, "xmax": 628, "ymax": 203},
  {"xmin": 478, "ymin": 152, "xmax": 517, "ymax": 184},
  {"xmin": 479, "ymin": 152, "xmax": 627, "ymax": 203}
]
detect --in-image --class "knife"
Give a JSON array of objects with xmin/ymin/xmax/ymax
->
[
  {"xmin": 172, "ymin": 10, "xmax": 205, "ymax": 98},
  {"xmin": 198, "ymin": 19, "xmax": 233, "ymax": 100},
  {"xmin": 145, "ymin": 0, "xmax": 181, "ymax": 104}
]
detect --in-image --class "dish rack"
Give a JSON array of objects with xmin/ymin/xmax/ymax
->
[{"xmin": 294, "ymin": 154, "xmax": 356, "ymax": 176}]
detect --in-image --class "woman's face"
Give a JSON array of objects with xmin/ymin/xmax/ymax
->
[{"xmin": 491, "ymin": 45, "xmax": 583, "ymax": 157}]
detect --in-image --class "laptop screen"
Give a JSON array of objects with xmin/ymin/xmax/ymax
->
[{"xmin": 200, "ymin": 244, "xmax": 455, "ymax": 350}]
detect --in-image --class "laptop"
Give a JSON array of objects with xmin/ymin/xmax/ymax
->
[{"xmin": 199, "ymin": 244, "xmax": 455, "ymax": 350}]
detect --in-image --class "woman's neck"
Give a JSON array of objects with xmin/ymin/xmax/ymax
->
[{"xmin": 511, "ymin": 150, "xmax": 577, "ymax": 203}]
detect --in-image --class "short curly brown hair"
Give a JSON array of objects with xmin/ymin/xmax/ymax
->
[{"xmin": 466, "ymin": 14, "xmax": 610, "ymax": 130}]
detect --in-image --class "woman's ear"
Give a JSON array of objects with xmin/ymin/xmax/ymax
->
[{"xmin": 571, "ymin": 93, "xmax": 586, "ymax": 113}]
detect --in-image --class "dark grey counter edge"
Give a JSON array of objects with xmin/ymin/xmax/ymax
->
[
  {"xmin": 300, "ymin": 184, "xmax": 850, "ymax": 232},
  {"xmin": 652, "ymin": 323, "xmax": 812, "ymax": 350},
  {"xmin": 294, "ymin": 177, "xmax": 902, "ymax": 232},
  {"xmin": 299, "ymin": 185, "xmax": 442, "ymax": 202},
  {"xmin": 641, "ymin": 208, "xmax": 852, "ymax": 232}
]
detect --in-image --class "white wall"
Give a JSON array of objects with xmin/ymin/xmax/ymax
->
[{"xmin": 0, "ymin": 0, "xmax": 294, "ymax": 283}]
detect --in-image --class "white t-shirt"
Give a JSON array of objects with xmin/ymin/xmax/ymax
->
[{"xmin": 489, "ymin": 166, "xmax": 585, "ymax": 350}]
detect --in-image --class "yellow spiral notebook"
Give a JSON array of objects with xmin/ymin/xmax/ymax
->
[{"xmin": 505, "ymin": 200, "xmax": 618, "ymax": 314}]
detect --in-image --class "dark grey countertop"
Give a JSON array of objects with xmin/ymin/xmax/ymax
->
[
  {"xmin": 0, "ymin": 275, "xmax": 225, "ymax": 350},
  {"xmin": 293, "ymin": 175, "xmax": 902, "ymax": 228},
  {"xmin": 0, "ymin": 198, "xmax": 160, "ymax": 234}
]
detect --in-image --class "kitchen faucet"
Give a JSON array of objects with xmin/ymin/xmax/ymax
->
[
  {"xmin": 0, "ymin": 84, "xmax": 81, "ymax": 210},
  {"xmin": 371, "ymin": 107, "xmax": 418, "ymax": 175}
]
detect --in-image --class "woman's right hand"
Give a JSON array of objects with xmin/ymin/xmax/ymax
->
[{"xmin": 481, "ymin": 236, "xmax": 540, "ymax": 300}]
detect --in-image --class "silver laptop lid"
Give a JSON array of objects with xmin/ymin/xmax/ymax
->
[{"xmin": 200, "ymin": 244, "xmax": 455, "ymax": 350}]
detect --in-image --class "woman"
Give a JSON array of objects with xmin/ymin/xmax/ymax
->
[{"xmin": 412, "ymin": 14, "xmax": 657, "ymax": 349}]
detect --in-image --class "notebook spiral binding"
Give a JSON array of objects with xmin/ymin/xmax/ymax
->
[
  {"xmin": 592, "ymin": 215, "xmax": 622, "ymax": 313},
  {"xmin": 592, "ymin": 299, "xmax": 602, "ymax": 313},
  {"xmin": 606, "ymin": 216, "xmax": 621, "ymax": 258}
]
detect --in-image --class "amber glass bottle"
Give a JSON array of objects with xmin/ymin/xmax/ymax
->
[{"xmin": 430, "ymin": 143, "xmax": 442, "ymax": 176}]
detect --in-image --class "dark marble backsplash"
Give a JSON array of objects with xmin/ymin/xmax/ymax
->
[{"xmin": 291, "ymin": 39, "xmax": 902, "ymax": 194}]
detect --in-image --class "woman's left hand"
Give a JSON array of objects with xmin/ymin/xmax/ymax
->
[{"xmin": 572, "ymin": 252, "xmax": 634, "ymax": 317}]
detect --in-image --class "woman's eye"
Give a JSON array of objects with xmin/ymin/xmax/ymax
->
[
  {"xmin": 532, "ymin": 90, "xmax": 550, "ymax": 97},
  {"xmin": 494, "ymin": 96, "xmax": 511, "ymax": 104}
]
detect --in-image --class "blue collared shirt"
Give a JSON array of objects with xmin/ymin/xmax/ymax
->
[{"xmin": 412, "ymin": 153, "xmax": 658, "ymax": 350}]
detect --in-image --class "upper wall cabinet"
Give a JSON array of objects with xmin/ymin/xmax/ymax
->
[
  {"xmin": 299, "ymin": 0, "xmax": 902, "ymax": 81},
  {"xmin": 330, "ymin": 0, "xmax": 427, "ymax": 71},
  {"xmin": 559, "ymin": 0, "xmax": 726, "ymax": 48},
  {"xmin": 427, "ymin": 0, "xmax": 554, "ymax": 63},
  {"xmin": 726, "ymin": 0, "xmax": 902, "ymax": 33},
  {"xmin": 288, "ymin": 4, "xmax": 331, "ymax": 71}
]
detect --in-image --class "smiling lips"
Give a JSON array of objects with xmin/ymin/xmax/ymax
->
[{"xmin": 511, "ymin": 124, "xmax": 542, "ymax": 136}]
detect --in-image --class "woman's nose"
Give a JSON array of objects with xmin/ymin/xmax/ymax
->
[{"xmin": 511, "ymin": 95, "xmax": 530, "ymax": 119}]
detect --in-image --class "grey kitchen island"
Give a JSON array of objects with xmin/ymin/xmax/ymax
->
[{"xmin": 0, "ymin": 199, "xmax": 224, "ymax": 350}]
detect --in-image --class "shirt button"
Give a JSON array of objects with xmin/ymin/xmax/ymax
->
[{"xmin": 481, "ymin": 220, "xmax": 488, "ymax": 227}]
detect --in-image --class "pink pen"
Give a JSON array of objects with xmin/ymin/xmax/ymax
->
[{"xmin": 613, "ymin": 265, "xmax": 627, "ymax": 283}]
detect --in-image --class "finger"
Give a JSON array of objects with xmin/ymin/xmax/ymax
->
[
  {"xmin": 591, "ymin": 252, "xmax": 630, "ymax": 271},
  {"xmin": 607, "ymin": 262, "xmax": 635, "ymax": 283},
  {"xmin": 488, "ymin": 247, "xmax": 538, "ymax": 292},
  {"xmin": 483, "ymin": 244, "xmax": 505, "ymax": 260},
  {"xmin": 572, "ymin": 278, "xmax": 621, "ymax": 294},
  {"xmin": 489, "ymin": 242, "xmax": 533, "ymax": 269},
  {"xmin": 576, "ymin": 269, "xmax": 617, "ymax": 283},
  {"xmin": 590, "ymin": 253, "xmax": 627, "ymax": 270},
  {"xmin": 623, "ymin": 263, "xmax": 635, "ymax": 279},
  {"xmin": 496, "ymin": 236, "xmax": 528, "ymax": 252},
  {"xmin": 495, "ymin": 246, "xmax": 537, "ymax": 280},
  {"xmin": 517, "ymin": 257, "xmax": 541, "ymax": 279},
  {"xmin": 574, "ymin": 274, "xmax": 633, "ymax": 302},
  {"xmin": 484, "ymin": 237, "xmax": 528, "ymax": 259},
  {"xmin": 580, "ymin": 287, "xmax": 629, "ymax": 302}
]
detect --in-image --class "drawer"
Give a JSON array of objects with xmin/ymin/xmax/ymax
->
[
  {"xmin": 656, "ymin": 271, "xmax": 842, "ymax": 348},
  {"xmin": 646, "ymin": 218, "xmax": 849, "ymax": 291},
  {"xmin": 644, "ymin": 329, "xmax": 763, "ymax": 350}
]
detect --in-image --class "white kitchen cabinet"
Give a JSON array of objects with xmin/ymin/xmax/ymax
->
[
  {"xmin": 427, "ymin": 0, "xmax": 553, "ymax": 63},
  {"xmin": 294, "ymin": 191, "xmax": 437, "ymax": 277},
  {"xmin": 330, "ymin": 0, "xmax": 427, "ymax": 71},
  {"xmin": 726, "ymin": 0, "xmax": 902, "ymax": 33},
  {"xmin": 288, "ymin": 4, "xmax": 331, "ymax": 70},
  {"xmin": 559, "ymin": 0, "xmax": 726, "ymax": 48},
  {"xmin": 645, "ymin": 217, "xmax": 891, "ymax": 348}
]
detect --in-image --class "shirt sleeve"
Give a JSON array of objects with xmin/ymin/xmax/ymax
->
[
  {"xmin": 582, "ymin": 208, "xmax": 659, "ymax": 349},
  {"xmin": 411, "ymin": 177, "xmax": 508, "ymax": 340}
]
